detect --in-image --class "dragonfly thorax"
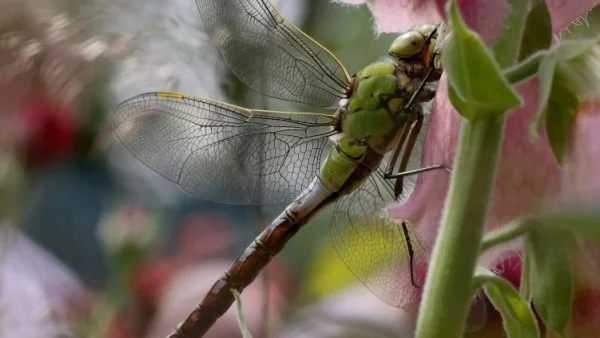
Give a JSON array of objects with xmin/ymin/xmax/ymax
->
[{"xmin": 340, "ymin": 61, "xmax": 424, "ymax": 155}]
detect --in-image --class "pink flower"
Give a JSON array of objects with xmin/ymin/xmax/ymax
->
[{"xmin": 338, "ymin": 0, "xmax": 599, "ymax": 335}]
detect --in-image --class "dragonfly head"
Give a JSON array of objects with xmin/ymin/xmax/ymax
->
[{"xmin": 388, "ymin": 24, "xmax": 438, "ymax": 64}]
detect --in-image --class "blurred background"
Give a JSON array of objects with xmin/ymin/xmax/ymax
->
[{"xmin": 0, "ymin": 0, "xmax": 599, "ymax": 337}]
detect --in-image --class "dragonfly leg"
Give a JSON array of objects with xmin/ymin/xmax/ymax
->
[
  {"xmin": 401, "ymin": 221, "xmax": 420, "ymax": 288},
  {"xmin": 383, "ymin": 64, "xmax": 439, "ymax": 188},
  {"xmin": 384, "ymin": 117, "xmax": 412, "ymax": 179},
  {"xmin": 386, "ymin": 164, "xmax": 447, "ymax": 179},
  {"xmin": 393, "ymin": 113, "xmax": 423, "ymax": 197}
]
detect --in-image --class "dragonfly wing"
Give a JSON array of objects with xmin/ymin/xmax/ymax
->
[
  {"xmin": 111, "ymin": 92, "xmax": 335, "ymax": 205},
  {"xmin": 330, "ymin": 169, "xmax": 426, "ymax": 307},
  {"xmin": 196, "ymin": 0, "xmax": 350, "ymax": 107}
]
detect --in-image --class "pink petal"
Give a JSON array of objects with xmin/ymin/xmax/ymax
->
[
  {"xmin": 387, "ymin": 0, "xmax": 598, "ymax": 261},
  {"xmin": 335, "ymin": 0, "xmax": 597, "ymax": 36},
  {"xmin": 548, "ymin": 0, "xmax": 599, "ymax": 33},
  {"xmin": 563, "ymin": 101, "xmax": 600, "ymax": 200},
  {"xmin": 391, "ymin": 78, "xmax": 562, "ymax": 257}
]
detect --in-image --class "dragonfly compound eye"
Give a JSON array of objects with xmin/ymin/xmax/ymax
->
[
  {"xmin": 388, "ymin": 31, "xmax": 425, "ymax": 59},
  {"xmin": 414, "ymin": 24, "xmax": 437, "ymax": 39}
]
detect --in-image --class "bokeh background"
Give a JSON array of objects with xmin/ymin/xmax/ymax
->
[{"xmin": 1, "ymin": 0, "xmax": 599, "ymax": 337}]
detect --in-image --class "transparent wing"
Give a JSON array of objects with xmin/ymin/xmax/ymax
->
[
  {"xmin": 330, "ymin": 169, "xmax": 426, "ymax": 307},
  {"xmin": 196, "ymin": 0, "xmax": 351, "ymax": 107},
  {"xmin": 110, "ymin": 92, "xmax": 336, "ymax": 205}
]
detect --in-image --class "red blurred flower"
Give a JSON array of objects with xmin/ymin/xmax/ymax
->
[{"xmin": 19, "ymin": 94, "xmax": 77, "ymax": 168}]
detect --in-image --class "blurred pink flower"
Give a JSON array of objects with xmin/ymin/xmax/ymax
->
[{"xmin": 338, "ymin": 0, "xmax": 600, "ymax": 335}]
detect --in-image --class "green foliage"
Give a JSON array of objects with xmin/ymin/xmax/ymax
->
[
  {"xmin": 517, "ymin": 0, "xmax": 552, "ymax": 62},
  {"xmin": 525, "ymin": 230, "xmax": 574, "ymax": 336},
  {"xmin": 418, "ymin": 1, "xmax": 600, "ymax": 338},
  {"xmin": 529, "ymin": 37, "xmax": 600, "ymax": 164},
  {"xmin": 545, "ymin": 77, "xmax": 578, "ymax": 164},
  {"xmin": 442, "ymin": 0, "xmax": 521, "ymax": 119},
  {"xmin": 492, "ymin": 0, "xmax": 531, "ymax": 68},
  {"xmin": 473, "ymin": 268, "xmax": 540, "ymax": 338},
  {"xmin": 481, "ymin": 207, "xmax": 600, "ymax": 335}
]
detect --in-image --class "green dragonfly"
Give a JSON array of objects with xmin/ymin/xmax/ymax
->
[{"xmin": 110, "ymin": 0, "xmax": 444, "ymax": 336}]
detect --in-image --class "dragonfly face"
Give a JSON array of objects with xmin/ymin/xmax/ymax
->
[
  {"xmin": 389, "ymin": 24, "xmax": 443, "ymax": 81},
  {"xmin": 335, "ymin": 25, "xmax": 441, "ymax": 158}
]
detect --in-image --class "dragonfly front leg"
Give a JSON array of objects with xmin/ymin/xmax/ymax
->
[{"xmin": 383, "ymin": 113, "xmax": 446, "ymax": 199}]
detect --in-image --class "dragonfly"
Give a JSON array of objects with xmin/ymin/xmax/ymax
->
[{"xmin": 110, "ymin": 0, "xmax": 445, "ymax": 336}]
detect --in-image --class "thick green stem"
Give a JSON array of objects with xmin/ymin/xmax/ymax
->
[{"xmin": 415, "ymin": 115, "xmax": 505, "ymax": 338}]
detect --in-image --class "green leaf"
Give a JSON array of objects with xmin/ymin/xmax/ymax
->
[
  {"xmin": 443, "ymin": 0, "xmax": 522, "ymax": 119},
  {"xmin": 518, "ymin": 0, "xmax": 552, "ymax": 62},
  {"xmin": 447, "ymin": 83, "xmax": 475, "ymax": 119},
  {"xmin": 530, "ymin": 39, "xmax": 593, "ymax": 135},
  {"xmin": 525, "ymin": 229, "xmax": 573, "ymax": 335},
  {"xmin": 473, "ymin": 268, "xmax": 540, "ymax": 338},
  {"xmin": 553, "ymin": 38, "xmax": 600, "ymax": 61},
  {"xmin": 529, "ymin": 53, "xmax": 557, "ymax": 141},
  {"xmin": 545, "ymin": 77, "xmax": 578, "ymax": 164},
  {"xmin": 232, "ymin": 289, "xmax": 254, "ymax": 338},
  {"xmin": 529, "ymin": 37, "xmax": 600, "ymax": 162},
  {"xmin": 492, "ymin": 0, "xmax": 530, "ymax": 68},
  {"xmin": 520, "ymin": 246, "xmax": 532, "ymax": 300},
  {"xmin": 534, "ymin": 207, "xmax": 600, "ymax": 237}
]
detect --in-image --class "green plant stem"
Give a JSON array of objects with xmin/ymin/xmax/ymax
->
[
  {"xmin": 504, "ymin": 51, "xmax": 544, "ymax": 84},
  {"xmin": 480, "ymin": 218, "xmax": 533, "ymax": 252},
  {"xmin": 415, "ymin": 115, "xmax": 505, "ymax": 338}
]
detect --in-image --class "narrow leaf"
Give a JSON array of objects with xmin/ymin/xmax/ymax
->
[
  {"xmin": 545, "ymin": 77, "xmax": 578, "ymax": 164},
  {"xmin": 533, "ymin": 207, "xmax": 600, "ymax": 237},
  {"xmin": 232, "ymin": 289, "xmax": 254, "ymax": 338},
  {"xmin": 529, "ymin": 53, "xmax": 556, "ymax": 141},
  {"xmin": 525, "ymin": 230, "xmax": 573, "ymax": 335},
  {"xmin": 553, "ymin": 38, "xmax": 600, "ymax": 61},
  {"xmin": 474, "ymin": 268, "xmax": 540, "ymax": 338},
  {"xmin": 493, "ymin": 0, "xmax": 530, "ymax": 68},
  {"xmin": 529, "ymin": 37, "xmax": 600, "ymax": 161},
  {"xmin": 518, "ymin": 0, "xmax": 552, "ymax": 61},
  {"xmin": 443, "ymin": 0, "xmax": 522, "ymax": 119}
]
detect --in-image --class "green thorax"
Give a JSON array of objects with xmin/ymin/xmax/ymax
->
[
  {"xmin": 318, "ymin": 61, "xmax": 424, "ymax": 194},
  {"xmin": 342, "ymin": 61, "xmax": 421, "ymax": 154}
]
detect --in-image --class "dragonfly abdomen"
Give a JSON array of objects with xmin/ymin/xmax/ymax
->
[{"xmin": 168, "ymin": 177, "xmax": 337, "ymax": 338}]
